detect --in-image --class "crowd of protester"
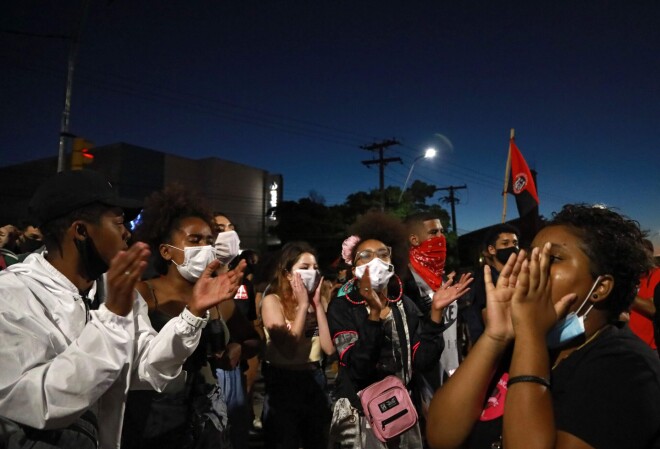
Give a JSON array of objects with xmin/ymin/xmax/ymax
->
[{"xmin": 1, "ymin": 169, "xmax": 659, "ymax": 449}]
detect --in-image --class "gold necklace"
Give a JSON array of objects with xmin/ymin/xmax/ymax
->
[{"xmin": 551, "ymin": 325, "xmax": 610, "ymax": 370}]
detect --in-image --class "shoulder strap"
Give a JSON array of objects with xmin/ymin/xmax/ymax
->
[
  {"xmin": 391, "ymin": 301, "xmax": 412, "ymax": 385},
  {"xmin": 143, "ymin": 280, "xmax": 159, "ymax": 309}
]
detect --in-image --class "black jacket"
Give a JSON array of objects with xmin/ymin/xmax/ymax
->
[{"xmin": 327, "ymin": 282, "xmax": 446, "ymax": 407}]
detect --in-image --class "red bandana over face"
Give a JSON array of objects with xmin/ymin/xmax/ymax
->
[{"xmin": 409, "ymin": 235, "xmax": 447, "ymax": 291}]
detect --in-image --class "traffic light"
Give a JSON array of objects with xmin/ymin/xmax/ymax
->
[{"xmin": 71, "ymin": 137, "xmax": 94, "ymax": 170}]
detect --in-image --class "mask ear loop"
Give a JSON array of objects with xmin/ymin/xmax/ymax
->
[
  {"xmin": 164, "ymin": 244, "xmax": 187, "ymax": 267},
  {"xmin": 576, "ymin": 275, "xmax": 602, "ymax": 318}
]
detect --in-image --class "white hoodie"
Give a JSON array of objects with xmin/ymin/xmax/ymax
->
[{"xmin": 0, "ymin": 253, "xmax": 202, "ymax": 448}]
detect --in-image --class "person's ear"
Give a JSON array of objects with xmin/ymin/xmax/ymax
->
[
  {"xmin": 285, "ymin": 269, "xmax": 293, "ymax": 282},
  {"xmin": 591, "ymin": 275, "xmax": 614, "ymax": 303},
  {"xmin": 409, "ymin": 233, "xmax": 420, "ymax": 247},
  {"xmin": 72, "ymin": 221, "xmax": 88, "ymax": 241},
  {"xmin": 487, "ymin": 244, "xmax": 497, "ymax": 256},
  {"xmin": 159, "ymin": 243, "xmax": 173, "ymax": 261}
]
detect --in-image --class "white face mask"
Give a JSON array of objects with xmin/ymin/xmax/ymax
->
[
  {"xmin": 214, "ymin": 230, "xmax": 241, "ymax": 265},
  {"xmin": 295, "ymin": 268, "xmax": 320, "ymax": 293},
  {"xmin": 167, "ymin": 244, "xmax": 217, "ymax": 282},
  {"xmin": 546, "ymin": 276, "xmax": 601, "ymax": 349},
  {"xmin": 354, "ymin": 257, "xmax": 395, "ymax": 292}
]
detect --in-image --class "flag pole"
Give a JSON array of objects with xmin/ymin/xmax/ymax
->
[{"xmin": 501, "ymin": 128, "xmax": 514, "ymax": 223}]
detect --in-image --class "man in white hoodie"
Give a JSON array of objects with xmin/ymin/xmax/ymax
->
[{"xmin": 0, "ymin": 170, "xmax": 245, "ymax": 449}]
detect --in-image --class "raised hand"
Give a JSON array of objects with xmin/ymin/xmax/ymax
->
[
  {"xmin": 432, "ymin": 271, "xmax": 473, "ymax": 312},
  {"xmin": 311, "ymin": 276, "xmax": 325, "ymax": 310},
  {"xmin": 482, "ymin": 249, "xmax": 525, "ymax": 343},
  {"xmin": 188, "ymin": 259, "xmax": 246, "ymax": 317},
  {"xmin": 290, "ymin": 272, "xmax": 310, "ymax": 308},
  {"xmin": 511, "ymin": 244, "xmax": 576, "ymax": 338},
  {"xmin": 358, "ymin": 265, "xmax": 384, "ymax": 316},
  {"xmin": 105, "ymin": 242, "xmax": 151, "ymax": 316}
]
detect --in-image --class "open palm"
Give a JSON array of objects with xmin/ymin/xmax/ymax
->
[{"xmin": 483, "ymin": 250, "xmax": 525, "ymax": 343}]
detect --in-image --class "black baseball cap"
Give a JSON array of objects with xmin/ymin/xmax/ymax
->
[{"xmin": 28, "ymin": 170, "xmax": 143, "ymax": 225}]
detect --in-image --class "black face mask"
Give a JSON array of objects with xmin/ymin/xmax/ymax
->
[
  {"xmin": 18, "ymin": 237, "xmax": 43, "ymax": 254},
  {"xmin": 74, "ymin": 236, "xmax": 109, "ymax": 281},
  {"xmin": 495, "ymin": 246, "xmax": 519, "ymax": 265}
]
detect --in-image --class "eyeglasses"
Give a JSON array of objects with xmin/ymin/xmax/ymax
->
[{"xmin": 355, "ymin": 246, "xmax": 392, "ymax": 264}]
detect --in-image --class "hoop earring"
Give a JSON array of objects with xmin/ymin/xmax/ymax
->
[{"xmin": 341, "ymin": 275, "xmax": 404, "ymax": 305}]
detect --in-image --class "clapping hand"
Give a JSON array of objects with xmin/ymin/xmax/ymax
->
[
  {"xmin": 188, "ymin": 259, "xmax": 246, "ymax": 317},
  {"xmin": 358, "ymin": 266, "xmax": 385, "ymax": 317},
  {"xmin": 105, "ymin": 242, "xmax": 151, "ymax": 316},
  {"xmin": 432, "ymin": 271, "xmax": 473, "ymax": 312}
]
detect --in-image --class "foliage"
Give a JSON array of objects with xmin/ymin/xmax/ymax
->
[{"xmin": 272, "ymin": 181, "xmax": 458, "ymax": 271}]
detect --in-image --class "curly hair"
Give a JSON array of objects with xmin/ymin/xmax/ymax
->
[
  {"xmin": 133, "ymin": 184, "xmax": 213, "ymax": 275},
  {"xmin": 548, "ymin": 204, "xmax": 653, "ymax": 318},
  {"xmin": 348, "ymin": 210, "xmax": 409, "ymax": 279},
  {"xmin": 271, "ymin": 241, "xmax": 317, "ymax": 321}
]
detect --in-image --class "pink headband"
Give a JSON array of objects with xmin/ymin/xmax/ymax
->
[{"xmin": 341, "ymin": 235, "xmax": 361, "ymax": 265}]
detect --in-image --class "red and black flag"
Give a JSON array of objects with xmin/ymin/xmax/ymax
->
[{"xmin": 507, "ymin": 139, "xmax": 539, "ymax": 217}]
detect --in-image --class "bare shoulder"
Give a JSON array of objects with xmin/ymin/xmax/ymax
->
[
  {"xmin": 135, "ymin": 280, "xmax": 155, "ymax": 310},
  {"xmin": 261, "ymin": 293, "xmax": 282, "ymax": 310},
  {"xmin": 261, "ymin": 293, "xmax": 285, "ymax": 324}
]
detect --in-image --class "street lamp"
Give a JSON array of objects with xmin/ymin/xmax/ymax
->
[{"xmin": 398, "ymin": 148, "xmax": 437, "ymax": 202}]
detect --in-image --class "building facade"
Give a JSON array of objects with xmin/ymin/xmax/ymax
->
[{"xmin": 0, "ymin": 143, "xmax": 282, "ymax": 250}]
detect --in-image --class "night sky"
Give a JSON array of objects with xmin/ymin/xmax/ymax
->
[{"xmin": 2, "ymin": 1, "xmax": 660, "ymax": 248}]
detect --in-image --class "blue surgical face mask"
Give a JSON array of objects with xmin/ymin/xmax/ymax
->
[{"xmin": 546, "ymin": 276, "xmax": 601, "ymax": 349}]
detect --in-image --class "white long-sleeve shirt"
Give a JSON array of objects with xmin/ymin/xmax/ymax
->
[
  {"xmin": 0, "ymin": 253, "xmax": 202, "ymax": 448},
  {"xmin": 410, "ymin": 268, "xmax": 459, "ymax": 382}
]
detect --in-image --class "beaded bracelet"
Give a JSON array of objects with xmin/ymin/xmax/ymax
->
[{"xmin": 507, "ymin": 375, "xmax": 551, "ymax": 389}]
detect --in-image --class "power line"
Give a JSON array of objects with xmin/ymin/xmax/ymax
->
[
  {"xmin": 0, "ymin": 28, "xmax": 70, "ymax": 39},
  {"xmin": 2, "ymin": 51, "xmax": 377, "ymax": 147},
  {"xmin": 2, "ymin": 52, "xmax": 586, "ymax": 208}
]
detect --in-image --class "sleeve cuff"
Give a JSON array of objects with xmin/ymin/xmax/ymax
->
[
  {"xmin": 179, "ymin": 306, "xmax": 210, "ymax": 330},
  {"xmin": 424, "ymin": 317, "xmax": 449, "ymax": 333}
]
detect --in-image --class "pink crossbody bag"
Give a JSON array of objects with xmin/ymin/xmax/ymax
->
[
  {"xmin": 358, "ymin": 374, "xmax": 418, "ymax": 442},
  {"xmin": 358, "ymin": 301, "xmax": 418, "ymax": 442}
]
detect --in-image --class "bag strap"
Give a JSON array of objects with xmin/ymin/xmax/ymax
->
[
  {"xmin": 391, "ymin": 300, "xmax": 412, "ymax": 385},
  {"xmin": 344, "ymin": 301, "xmax": 412, "ymax": 411}
]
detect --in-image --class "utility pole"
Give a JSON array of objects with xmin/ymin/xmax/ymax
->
[
  {"xmin": 437, "ymin": 184, "xmax": 467, "ymax": 234},
  {"xmin": 57, "ymin": 0, "xmax": 91, "ymax": 172},
  {"xmin": 360, "ymin": 139, "xmax": 402, "ymax": 210}
]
